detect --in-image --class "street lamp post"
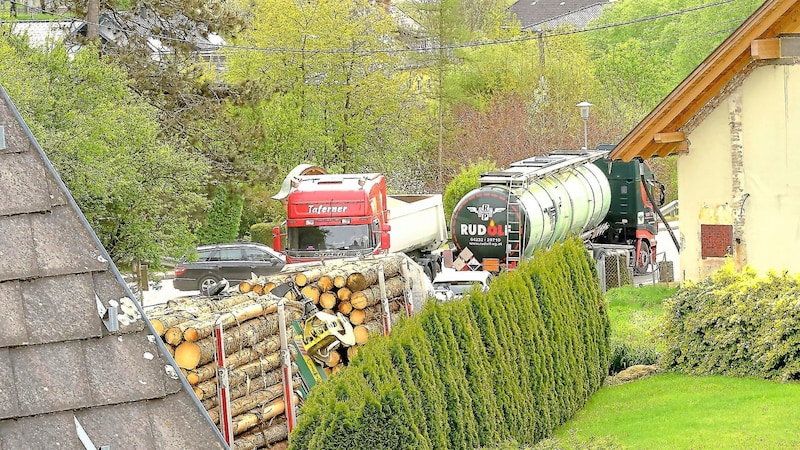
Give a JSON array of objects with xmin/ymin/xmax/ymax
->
[{"xmin": 576, "ymin": 101, "xmax": 593, "ymax": 150}]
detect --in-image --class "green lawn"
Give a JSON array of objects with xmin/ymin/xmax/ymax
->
[
  {"xmin": 545, "ymin": 284, "xmax": 800, "ymax": 449},
  {"xmin": 554, "ymin": 372, "xmax": 800, "ymax": 449}
]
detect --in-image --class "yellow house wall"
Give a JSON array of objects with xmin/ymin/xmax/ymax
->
[
  {"xmin": 678, "ymin": 63, "xmax": 800, "ymax": 281},
  {"xmin": 678, "ymin": 105, "xmax": 733, "ymax": 281}
]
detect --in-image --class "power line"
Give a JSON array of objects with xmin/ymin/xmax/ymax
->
[{"xmin": 8, "ymin": 0, "xmax": 754, "ymax": 56}]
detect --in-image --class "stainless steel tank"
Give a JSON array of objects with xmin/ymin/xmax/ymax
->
[{"xmin": 451, "ymin": 159, "xmax": 612, "ymax": 263}]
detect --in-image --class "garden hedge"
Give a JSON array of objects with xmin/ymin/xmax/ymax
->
[
  {"xmin": 658, "ymin": 262, "xmax": 800, "ymax": 381},
  {"xmin": 288, "ymin": 238, "xmax": 611, "ymax": 449}
]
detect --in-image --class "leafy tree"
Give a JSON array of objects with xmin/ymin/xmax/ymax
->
[
  {"xmin": 0, "ymin": 32, "xmax": 209, "ymax": 265},
  {"xmin": 225, "ymin": 0, "xmax": 429, "ymax": 179},
  {"xmin": 587, "ymin": 0, "xmax": 760, "ymax": 199},
  {"xmin": 197, "ymin": 185, "xmax": 243, "ymax": 244}
]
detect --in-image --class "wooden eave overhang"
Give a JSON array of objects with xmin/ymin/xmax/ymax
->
[{"xmin": 610, "ymin": 0, "xmax": 800, "ymax": 162}]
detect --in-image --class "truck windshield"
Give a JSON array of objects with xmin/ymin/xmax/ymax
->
[{"xmin": 289, "ymin": 225, "xmax": 373, "ymax": 251}]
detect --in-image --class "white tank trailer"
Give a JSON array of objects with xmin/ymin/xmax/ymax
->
[{"xmin": 450, "ymin": 150, "xmax": 612, "ymax": 266}]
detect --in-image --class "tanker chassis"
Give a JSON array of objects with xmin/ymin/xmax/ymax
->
[{"xmin": 449, "ymin": 149, "xmax": 664, "ymax": 274}]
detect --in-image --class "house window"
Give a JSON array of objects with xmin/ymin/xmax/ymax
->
[{"xmin": 701, "ymin": 224, "xmax": 732, "ymax": 258}]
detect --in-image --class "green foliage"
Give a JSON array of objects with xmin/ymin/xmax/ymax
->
[
  {"xmin": 225, "ymin": 0, "xmax": 433, "ymax": 186},
  {"xmin": 289, "ymin": 238, "xmax": 610, "ymax": 449},
  {"xmin": 657, "ymin": 262, "xmax": 800, "ymax": 381},
  {"xmin": 197, "ymin": 185, "xmax": 244, "ymax": 244},
  {"xmin": 605, "ymin": 284, "xmax": 676, "ymax": 373},
  {"xmin": 442, "ymin": 160, "xmax": 498, "ymax": 220},
  {"xmin": 249, "ymin": 222, "xmax": 276, "ymax": 245},
  {"xmin": 589, "ymin": 0, "xmax": 760, "ymax": 111},
  {"xmin": 0, "ymin": 34, "xmax": 208, "ymax": 265}
]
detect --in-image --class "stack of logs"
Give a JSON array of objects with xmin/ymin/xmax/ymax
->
[{"xmin": 145, "ymin": 254, "xmax": 411, "ymax": 449}]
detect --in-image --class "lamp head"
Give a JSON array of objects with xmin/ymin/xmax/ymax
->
[{"xmin": 576, "ymin": 101, "xmax": 593, "ymax": 120}]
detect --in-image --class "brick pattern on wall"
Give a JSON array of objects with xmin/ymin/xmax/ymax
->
[{"xmin": 701, "ymin": 224, "xmax": 733, "ymax": 258}]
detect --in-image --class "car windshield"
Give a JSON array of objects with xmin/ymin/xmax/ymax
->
[{"xmin": 288, "ymin": 225, "xmax": 373, "ymax": 251}]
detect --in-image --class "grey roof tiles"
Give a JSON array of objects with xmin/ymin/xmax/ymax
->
[{"xmin": 0, "ymin": 85, "xmax": 225, "ymax": 448}]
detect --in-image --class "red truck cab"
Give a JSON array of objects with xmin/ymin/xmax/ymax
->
[{"xmin": 273, "ymin": 172, "xmax": 391, "ymax": 263}]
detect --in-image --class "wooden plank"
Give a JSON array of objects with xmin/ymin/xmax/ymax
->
[
  {"xmin": 653, "ymin": 131, "xmax": 686, "ymax": 144},
  {"xmin": 751, "ymin": 38, "xmax": 781, "ymax": 59}
]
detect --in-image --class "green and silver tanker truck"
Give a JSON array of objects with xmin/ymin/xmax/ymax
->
[{"xmin": 449, "ymin": 148, "xmax": 665, "ymax": 274}]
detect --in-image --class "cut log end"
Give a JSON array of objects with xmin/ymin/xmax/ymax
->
[
  {"xmin": 349, "ymin": 309, "xmax": 365, "ymax": 325},
  {"xmin": 320, "ymin": 292, "xmax": 337, "ymax": 310},
  {"xmin": 354, "ymin": 325, "xmax": 369, "ymax": 345},
  {"xmin": 174, "ymin": 341, "xmax": 201, "ymax": 369},
  {"xmin": 164, "ymin": 327, "xmax": 184, "ymax": 346}
]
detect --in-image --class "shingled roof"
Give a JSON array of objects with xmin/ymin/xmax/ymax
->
[
  {"xmin": 509, "ymin": 0, "xmax": 610, "ymax": 32},
  {"xmin": 0, "ymin": 85, "xmax": 226, "ymax": 448}
]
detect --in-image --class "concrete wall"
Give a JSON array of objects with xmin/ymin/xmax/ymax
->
[{"xmin": 679, "ymin": 63, "xmax": 800, "ymax": 281}]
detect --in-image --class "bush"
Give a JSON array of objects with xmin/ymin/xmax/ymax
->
[
  {"xmin": 250, "ymin": 222, "xmax": 277, "ymax": 245},
  {"xmin": 442, "ymin": 160, "xmax": 498, "ymax": 221},
  {"xmin": 289, "ymin": 238, "xmax": 610, "ymax": 449},
  {"xmin": 657, "ymin": 261, "xmax": 800, "ymax": 381}
]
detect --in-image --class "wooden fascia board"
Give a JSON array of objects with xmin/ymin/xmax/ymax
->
[{"xmin": 611, "ymin": 0, "xmax": 792, "ymax": 162}]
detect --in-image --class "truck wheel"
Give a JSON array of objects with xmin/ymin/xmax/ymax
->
[
  {"xmin": 198, "ymin": 275, "xmax": 220, "ymax": 294},
  {"xmin": 634, "ymin": 241, "xmax": 651, "ymax": 275}
]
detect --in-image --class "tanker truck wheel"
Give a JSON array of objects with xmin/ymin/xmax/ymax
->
[{"xmin": 634, "ymin": 241, "xmax": 651, "ymax": 275}]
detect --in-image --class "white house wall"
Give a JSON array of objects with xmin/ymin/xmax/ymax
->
[{"xmin": 679, "ymin": 63, "xmax": 800, "ymax": 281}]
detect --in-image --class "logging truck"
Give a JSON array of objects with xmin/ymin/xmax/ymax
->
[{"xmin": 272, "ymin": 164, "xmax": 449, "ymax": 279}]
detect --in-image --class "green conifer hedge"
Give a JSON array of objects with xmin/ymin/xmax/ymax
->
[{"xmin": 288, "ymin": 238, "xmax": 610, "ymax": 449}]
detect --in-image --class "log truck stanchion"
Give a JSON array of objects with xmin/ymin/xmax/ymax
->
[
  {"xmin": 213, "ymin": 319, "xmax": 234, "ymax": 445},
  {"xmin": 278, "ymin": 301, "xmax": 297, "ymax": 431},
  {"xmin": 378, "ymin": 265, "xmax": 391, "ymax": 336}
]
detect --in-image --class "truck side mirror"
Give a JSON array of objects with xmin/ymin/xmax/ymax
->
[
  {"xmin": 272, "ymin": 226, "xmax": 282, "ymax": 252},
  {"xmin": 381, "ymin": 231, "xmax": 391, "ymax": 250},
  {"xmin": 381, "ymin": 223, "xmax": 391, "ymax": 232}
]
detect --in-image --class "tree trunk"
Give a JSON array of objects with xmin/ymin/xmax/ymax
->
[
  {"xmin": 231, "ymin": 394, "xmax": 298, "ymax": 436},
  {"xmin": 188, "ymin": 334, "xmax": 281, "ymax": 385},
  {"xmin": 337, "ymin": 300, "xmax": 353, "ymax": 315},
  {"xmin": 348, "ymin": 297, "xmax": 402, "ymax": 325},
  {"xmin": 201, "ymin": 366, "xmax": 295, "ymax": 411},
  {"xmin": 301, "ymin": 285, "xmax": 321, "ymax": 304},
  {"xmin": 232, "ymin": 417, "xmax": 288, "ymax": 450},
  {"xmin": 318, "ymin": 275, "xmax": 334, "ymax": 292},
  {"xmin": 353, "ymin": 313, "xmax": 400, "ymax": 344},
  {"xmin": 336, "ymin": 286, "xmax": 352, "ymax": 301},
  {"xmin": 183, "ymin": 300, "xmax": 280, "ymax": 342},
  {"xmin": 192, "ymin": 352, "xmax": 286, "ymax": 400},
  {"xmin": 207, "ymin": 378, "xmax": 300, "ymax": 425},
  {"xmin": 345, "ymin": 256, "xmax": 403, "ymax": 291},
  {"xmin": 350, "ymin": 276, "xmax": 405, "ymax": 310},
  {"xmin": 173, "ymin": 314, "xmax": 284, "ymax": 369}
]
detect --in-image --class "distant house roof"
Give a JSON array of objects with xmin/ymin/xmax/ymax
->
[
  {"xmin": 69, "ymin": 11, "xmax": 226, "ymax": 63},
  {"xmin": 610, "ymin": 0, "xmax": 800, "ymax": 162},
  {"xmin": 508, "ymin": 0, "xmax": 611, "ymax": 32},
  {"xmin": 9, "ymin": 20, "xmax": 83, "ymax": 49},
  {"xmin": 0, "ymin": 85, "xmax": 225, "ymax": 448}
]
